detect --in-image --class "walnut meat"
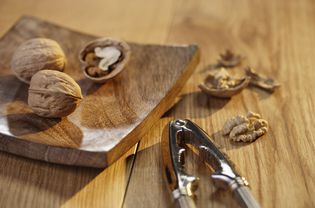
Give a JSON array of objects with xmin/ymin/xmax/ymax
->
[
  {"xmin": 28, "ymin": 70, "xmax": 82, "ymax": 118},
  {"xmin": 11, "ymin": 38, "xmax": 66, "ymax": 84},
  {"xmin": 222, "ymin": 111, "xmax": 268, "ymax": 142},
  {"xmin": 79, "ymin": 38, "xmax": 131, "ymax": 83}
]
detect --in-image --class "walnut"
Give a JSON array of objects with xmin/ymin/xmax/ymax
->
[
  {"xmin": 217, "ymin": 50, "xmax": 243, "ymax": 68},
  {"xmin": 222, "ymin": 111, "xmax": 268, "ymax": 142},
  {"xmin": 11, "ymin": 38, "xmax": 66, "ymax": 84},
  {"xmin": 28, "ymin": 70, "xmax": 82, "ymax": 118},
  {"xmin": 79, "ymin": 38, "xmax": 131, "ymax": 83},
  {"xmin": 245, "ymin": 67, "xmax": 280, "ymax": 92},
  {"xmin": 199, "ymin": 68, "xmax": 250, "ymax": 98}
]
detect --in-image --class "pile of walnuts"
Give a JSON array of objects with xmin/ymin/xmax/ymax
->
[{"xmin": 11, "ymin": 37, "xmax": 130, "ymax": 118}]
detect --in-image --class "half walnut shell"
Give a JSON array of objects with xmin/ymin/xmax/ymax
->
[
  {"xmin": 199, "ymin": 68, "xmax": 250, "ymax": 98},
  {"xmin": 79, "ymin": 38, "xmax": 131, "ymax": 83}
]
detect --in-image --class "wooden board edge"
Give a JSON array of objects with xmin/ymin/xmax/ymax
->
[{"xmin": 0, "ymin": 133, "xmax": 108, "ymax": 168}]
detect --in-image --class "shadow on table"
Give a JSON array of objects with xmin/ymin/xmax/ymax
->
[
  {"xmin": 0, "ymin": 151, "xmax": 101, "ymax": 206},
  {"xmin": 210, "ymin": 130, "xmax": 254, "ymax": 151},
  {"xmin": 0, "ymin": 74, "xmax": 29, "ymax": 105},
  {"xmin": 124, "ymin": 142, "xmax": 240, "ymax": 208},
  {"xmin": 247, "ymin": 85, "xmax": 276, "ymax": 100},
  {"xmin": 123, "ymin": 143, "xmax": 173, "ymax": 208},
  {"xmin": 162, "ymin": 91, "xmax": 230, "ymax": 119}
]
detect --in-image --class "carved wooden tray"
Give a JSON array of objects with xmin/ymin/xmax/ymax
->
[{"xmin": 0, "ymin": 16, "xmax": 200, "ymax": 168}]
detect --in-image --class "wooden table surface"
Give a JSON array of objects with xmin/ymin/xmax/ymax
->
[{"xmin": 0, "ymin": 0, "xmax": 314, "ymax": 207}]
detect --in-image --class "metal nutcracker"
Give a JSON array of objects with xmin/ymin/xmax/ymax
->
[{"xmin": 161, "ymin": 119, "xmax": 260, "ymax": 208}]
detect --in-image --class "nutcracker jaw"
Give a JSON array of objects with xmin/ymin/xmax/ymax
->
[{"xmin": 161, "ymin": 119, "xmax": 199, "ymax": 208}]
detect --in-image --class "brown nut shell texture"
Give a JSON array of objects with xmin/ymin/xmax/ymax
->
[
  {"xmin": 199, "ymin": 68, "xmax": 250, "ymax": 98},
  {"xmin": 28, "ymin": 70, "xmax": 82, "ymax": 118},
  {"xmin": 11, "ymin": 38, "xmax": 66, "ymax": 84},
  {"xmin": 245, "ymin": 67, "xmax": 280, "ymax": 92},
  {"xmin": 217, "ymin": 50, "xmax": 243, "ymax": 68},
  {"xmin": 79, "ymin": 38, "xmax": 131, "ymax": 83}
]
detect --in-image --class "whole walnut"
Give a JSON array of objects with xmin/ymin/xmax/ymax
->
[
  {"xmin": 11, "ymin": 38, "xmax": 66, "ymax": 84},
  {"xmin": 28, "ymin": 70, "xmax": 82, "ymax": 118}
]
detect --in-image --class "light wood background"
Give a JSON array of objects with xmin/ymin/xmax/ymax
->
[{"xmin": 0, "ymin": 0, "xmax": 314, "ymax": 207}]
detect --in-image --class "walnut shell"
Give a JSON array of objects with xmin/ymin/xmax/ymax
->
[
  {"xmin": 199, "ymin": 68, "xmax": 250, "ymax": 98},
  {"xmin": 11, "ymin": 38, "xmax": 66, "ymax": 84},
  {"xmin": 79, "ymin": 38, "xmax": 131, "ymax": 83},
  {"xmin": 28, "ymin": 70, "xmax": 82, "ymax": 118},
  {"xmin": 199, "ymin": 77, "xmax": 250, "ymax": 98},
  {"xmin": 217, "ymin": 50, "xmax": 243, "ymax": 68},
  {"xmin": 245, "ymin": 67, "xmax": 280, "ymax": 92}
]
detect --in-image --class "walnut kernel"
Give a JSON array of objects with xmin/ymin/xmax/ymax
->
[{"xmin": 222, "ymin": 111, "xmax": 268, "ymax": 142}]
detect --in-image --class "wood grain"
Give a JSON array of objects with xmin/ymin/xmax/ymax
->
[
  {"xmin": 0, "ymin": 16, "xmax": 200, "ymax": 168},
  {"xmin": 61, "ymin": 146, "xmax": 137, "ymax": 208},
  {"xmin": 124, "ymin": 0, "xmax": 315, "ymax": 207},
  {"xmin": 0, "ymin": 151, "xmax": 101, "ymax": 207},
  {"xmin": 0, "ymin": 0, "xmax": 315, "ymax": 207}
]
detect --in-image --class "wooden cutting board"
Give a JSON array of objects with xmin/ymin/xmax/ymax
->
[{"xmin": 0, "ymin": 16, "xmax": 200, "ymax": 168}]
